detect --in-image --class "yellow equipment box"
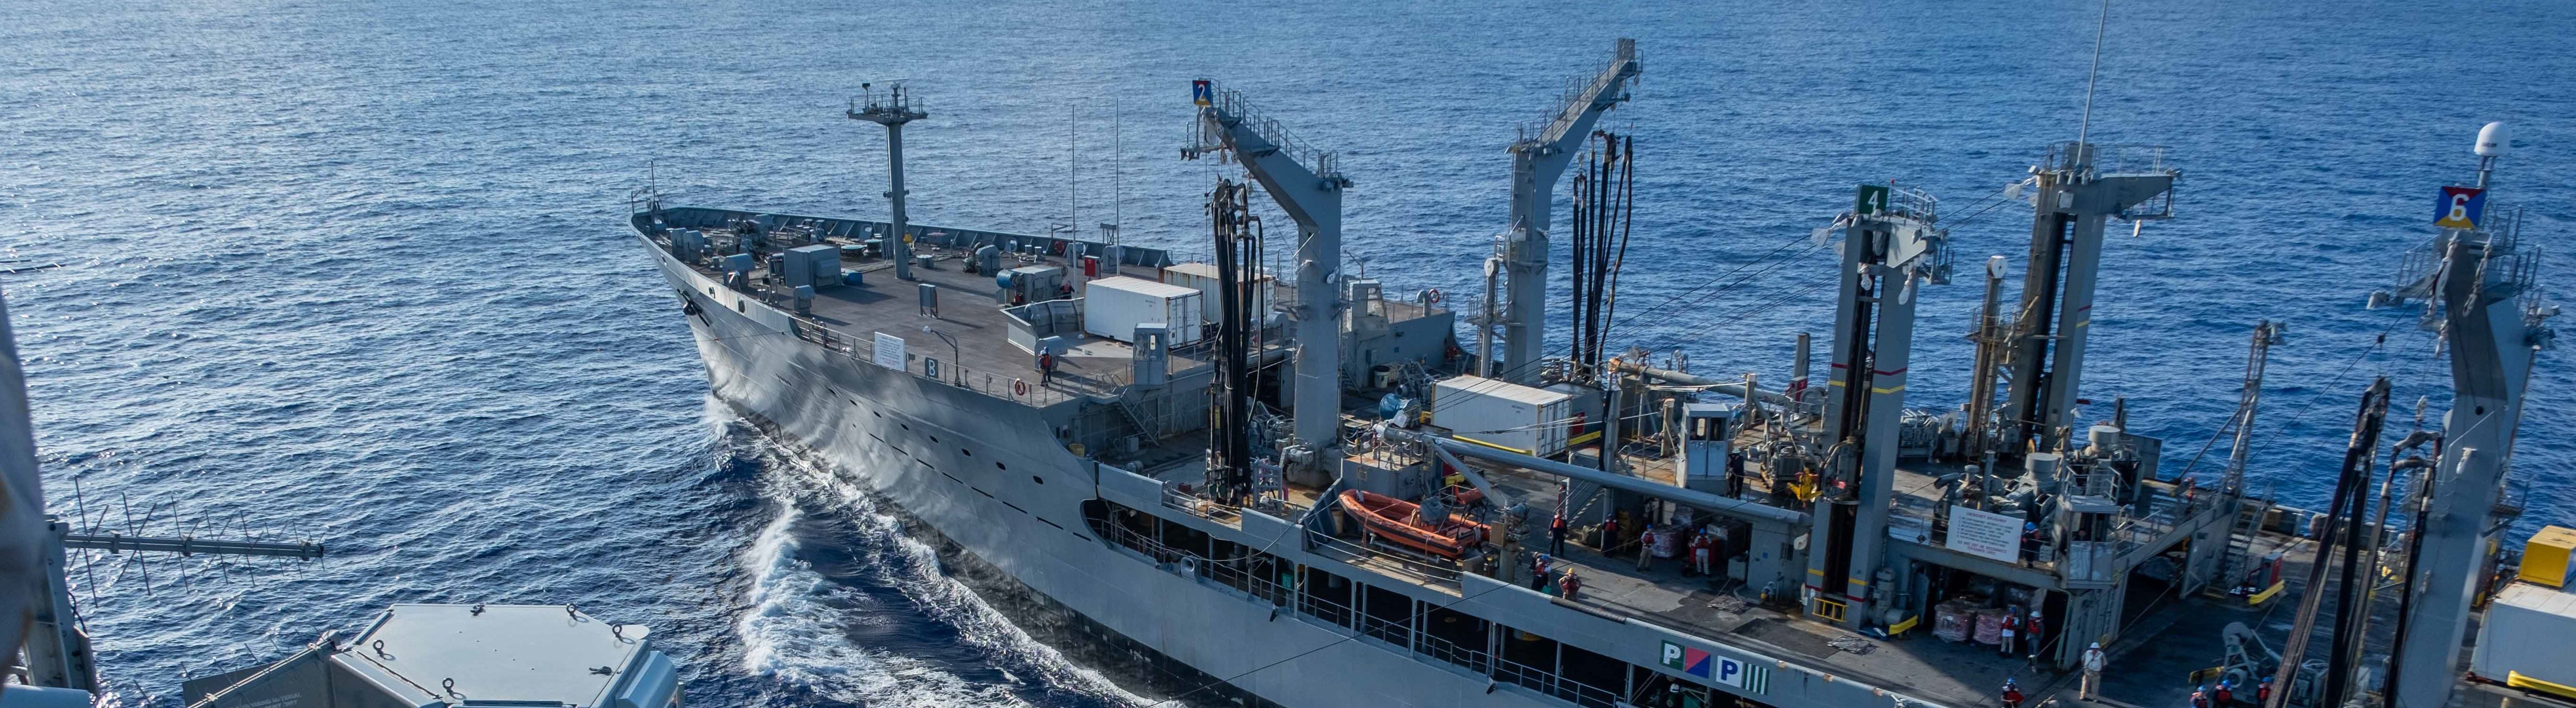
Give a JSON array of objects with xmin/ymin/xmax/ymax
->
[{"xmin": 2521, "ymin": 525, "xmax": 2576, "ymax": 589}]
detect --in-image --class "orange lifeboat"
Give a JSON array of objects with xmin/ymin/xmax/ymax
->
[{"xmin": 1340, "ymin": 490, "xmax": 1491, "ymax": 559}]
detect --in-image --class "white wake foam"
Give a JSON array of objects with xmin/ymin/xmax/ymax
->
[{"xmin": 730, "ymin": 435, "xmax": 1152, "ymax": 707}]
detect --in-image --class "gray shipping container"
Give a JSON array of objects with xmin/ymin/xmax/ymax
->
[
  {"xmin": 1160, "ymin": 262, "xmax": 1275, "ymax": 323},
  {"xmin": 1082, "ymin": 276, "xmax": 1204, "ymax": 345},
  {"xmin": 1432, "ymin": 375, "xmax": 1575, "ymax": 457},
  {"xmin": 2470, "ymin": 582, "xmax": 2576, "ymax": 687}
]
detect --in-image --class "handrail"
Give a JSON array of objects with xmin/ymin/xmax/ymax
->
[
  {"xmin": 1305, "ymin": 527, "xmax": 1464, "ymax": 585},
  {"xmin": 780, "ymin": 311, "xmax": 1074, "ymax": 407},
  {"xmin": 1496, "ymin": 655, "xmax": 1622, "ymax": 708},
  {"xmin": 1092, "ymin": 502, "xmax": 1655, "ymax": 708}
]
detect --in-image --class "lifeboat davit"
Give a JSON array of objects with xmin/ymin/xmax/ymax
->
[{"xmin": 1340, "ymin": 490, "xmax": 1491, "ymax": 559}]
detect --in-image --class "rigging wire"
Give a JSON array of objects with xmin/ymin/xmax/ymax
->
[
  {"xmin": 2170, "ymin": 313, "xmax": 2410, "ymax": 483},
  {"xmin": 1425, "ymin": 231, "xmax": 1821, "ymax": 418}
]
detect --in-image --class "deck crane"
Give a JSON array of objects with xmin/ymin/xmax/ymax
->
[
  {"xmin": 1803, "ymin": 184, "xmax": 1949, "ymax": 629},
  {"xmin": 1182, "ymin": 83, "xmax": 1352, "ymax": 472},
  {"xmin": 1484, "ymin": 39, "xmax": 1640, "ymax": 383},
  {"xmin": 1990, "ymin": 142, "xmax": 2176, "ymax": 456}
]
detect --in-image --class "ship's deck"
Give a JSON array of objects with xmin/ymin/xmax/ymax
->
[
  {"xmin": 1489, "ymin": 457, "xmax": 2326, "ymax": 708},
  {"xmin": 710, "ymin": 244, "xmax": 1210, "ymax": 406},
  {"xmin": 1125, "ymin": 439, "xmax": 2306, "ymax": 707}
]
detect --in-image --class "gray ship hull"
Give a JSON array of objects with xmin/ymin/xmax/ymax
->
[{"xmin": 641, "ymin": 235, "xmax": 1556, "ymax": 708}]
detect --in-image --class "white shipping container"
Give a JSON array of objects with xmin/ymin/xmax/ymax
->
[
  {"xmin": 1432, "ymin": 375, "xmax": 1575, "ymax": 457},
  {"xmin": 1083, "ymin": 276, "xmax": 1204, "ymax": 345},
  {"xmin": 1160, "ymin": 262, "xmax": 1274, "ymax": 323},
  {"xmin": 2471, "ymin": 582, "xmax": 2576, "ymax": 687}
]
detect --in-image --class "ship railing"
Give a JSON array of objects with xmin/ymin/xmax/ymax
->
[
  {"xmin": 1414, "ymin": 632, "xmax": 1494, "ymax": 675},
  {"xmin": 1298, "ymin": 589, "xmax": 1358, "ymax": 630},
  {"xmin": 2103, "ymin": 486, "xmax": 2208, "ymax": 554},
  {"xmin": 784, "ymin": 314, "xmax": 1076, "ymax": 407},
  {"xmin": 1303, "ymin": 593, "xmax": 1502, "ymax": 679},
  {"xmin": 1357, "ymin": 612, "xmax": 1409, "ymax": 647},
  {"xmin": 1094, "ymin": 518, "xmax": 1302, "ymax": 609},
  {"xmin": 1516, "ymin": 38, "xmax": 1640, "ymax": 147},
  {"xmin": 1094, "ymin": 520, "xmax": 1187, "ymax": 566},
  {"xmin": 1205, "ymin": 553, "xmax": 1295, "ymax": 606},
  {"xmin": 1494, "ymin": 656, "xmax": 1621, "ymax": 708},
  {"xmin": 2065, "ymin": 470, "xmax": 2123, "ymax": 501},
  {"xmin": 1303, "ymin": 526, "xmax": 1466, "ymax": 586},
  {"xmin": 1093, "ymin": 513, "xmax": 1580, "ymax": 700},
  {"xmin": 1161, "ymin": 483, "xmax": 1238, "ymax": 522},
  {"xmin": 2494, "ymin": 474, "xmax": 2530, "ymax": 520},
  {"xmin": 1205, "ymin": 87, "xmax": 1344, "ymax": 183},
  {"xmin": 2041, "ymin": 142, "xmax": 2172, "ymax": 177}
]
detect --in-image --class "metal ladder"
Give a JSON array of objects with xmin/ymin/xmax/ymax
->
[
  {"xmin": 2209, "ymin": 486, "xmax": 2273, "ymax": 598},
  {"xmin": 1116, "ymin": 396, "xmax": 1157, "ymax": 440}
]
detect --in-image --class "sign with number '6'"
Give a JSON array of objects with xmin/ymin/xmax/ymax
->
[{"xmin": 2435, "ymin": 186, "xmax": 2485, "ymax": 230}]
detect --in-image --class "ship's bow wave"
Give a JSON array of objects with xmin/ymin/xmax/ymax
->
[{"xmin": 727, "ymin": 430, "xmax": 1152, "ymax": 708}]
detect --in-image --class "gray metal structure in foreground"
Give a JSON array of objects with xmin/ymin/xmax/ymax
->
[
  {"xmin": 2, "ymin": 288, "xmax": 330, "ymax": 698},
  {"xmin": 0, "ymin": 290, "xmax": 54, "ymax": 694},
  {"xmin": 2376, "ymin": 126, "xmax": 2557, "ymax": 708},
  {"xmin": 849, "ymin": 83, "xmax": 928, "ymax": 282},
  {"xmin": 18, "ymin": 523, "xmax": 329, "ymax": 691},
  {"xmin": 1491, "ymin": 39, "xmax": 1639, "ymax": 383},
  {"xmin": 1188, "ymin": 87, "xmax": 1347, "ymax": 457},
  {"xmin": 184, "ymin": 604, "xmax": 680, "ymax": 708}
]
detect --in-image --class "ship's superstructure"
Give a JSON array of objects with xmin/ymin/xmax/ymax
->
[{"xmin": 627, "ymin": 39, "xmax": 2564, "ymax": 708}]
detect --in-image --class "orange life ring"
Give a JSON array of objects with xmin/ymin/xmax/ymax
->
[
  {"xmin": 1014, "ymin": 378, "xmax": 1029, "ymax": 396},
  {"xmin": 1426, "ymin": 288, "xmax": 1443, "ymax": 303}
]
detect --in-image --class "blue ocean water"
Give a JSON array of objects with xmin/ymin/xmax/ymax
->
[{"xmin": 4, "ymin": 0, "xmax": 2570, "ymax": 705}]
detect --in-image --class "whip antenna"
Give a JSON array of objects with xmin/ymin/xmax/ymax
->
[{"xmin": 2076, "ymin": 0, "xmax": 2110, "ymax": 150}]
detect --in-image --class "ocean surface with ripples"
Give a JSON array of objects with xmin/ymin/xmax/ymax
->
[{"xmin": 5, "ymin": 0, "xmax": 2571, "ymax": 705}]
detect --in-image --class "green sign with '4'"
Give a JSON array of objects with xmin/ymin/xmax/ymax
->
[{"xmin": 1856, "ymin": 184, "xmax": 1890, "ymax": 215}]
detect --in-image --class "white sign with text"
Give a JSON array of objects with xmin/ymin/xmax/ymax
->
[{"xmin": 1946, "ymin": 504, "xmax": 2021, "ymax": 563}]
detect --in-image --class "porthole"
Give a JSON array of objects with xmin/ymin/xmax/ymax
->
[
  {"xmin": 871, "ymin": 410, "xmax": 881, "ymax": 418},
  {"xmin": 1032, "ymin": 475, "xmax": 1045, "ymax": 485},
  {"xmin": 961, "ymin": 449, "xmax": 973, "ymax": 457},
  {"xmin": 930, "ymin": 435, "xmax": 939, "ymax": 443},
  {"xmin": 901, "ymin": 423, "xmax": 911, "ymax": 431},
  {"xmin": 997, "ymin": 462, "xmax": 1008, "ymax": 470}
]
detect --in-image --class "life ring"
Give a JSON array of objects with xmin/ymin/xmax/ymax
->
[
  {"xmin": 1425, "ymin": 288, "xmax": 1443, "ymax": 303},
  {"xmin": 1014, "ymin": 378, "xmax": 1029, "ymax": 396}
]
